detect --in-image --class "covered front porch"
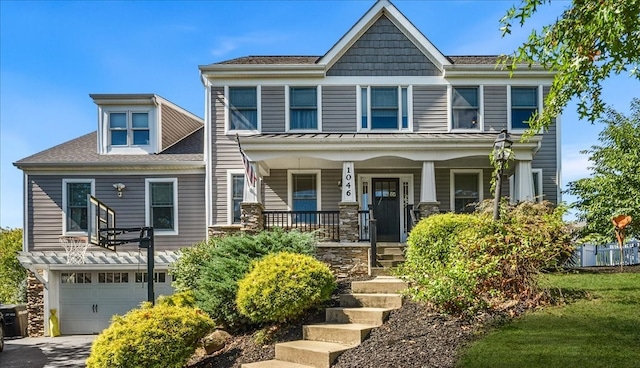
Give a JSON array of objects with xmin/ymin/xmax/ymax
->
[{"xmin": 216, "ymin": 133, "xmax": 542, "ymax": 244}]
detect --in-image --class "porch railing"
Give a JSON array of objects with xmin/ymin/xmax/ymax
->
[
  {"xmin": 358, "ymin": 210, "xmax": 370, "ymax": 241},
  {"xmin": 263, "ymin": 211, "xmax": 339, "ymax": 242}
]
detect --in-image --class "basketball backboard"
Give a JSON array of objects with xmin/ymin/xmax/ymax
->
[{"xmin": 88, "ymin": 195, "xmax": 117, "ymax": 251}]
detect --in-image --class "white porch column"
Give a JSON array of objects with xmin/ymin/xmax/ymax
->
[
  {"xmin": 420, "ymin": 161, "xmax": 437, "ymax": 203},
  {"xmin": 514, "ymin": 160, "xmax": 535, "ymax": 202},
  {"xmin": 341, "ymin": 161, "xmax": 356, "ymax": 203},
  {"xmin": 243, "ymin": 162, "xmax": 259, "ymax": 203}
]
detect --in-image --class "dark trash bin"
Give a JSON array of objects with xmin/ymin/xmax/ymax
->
[{"xmin": 0, "ymin": 304, "xmax": 28, "ymax": 338}]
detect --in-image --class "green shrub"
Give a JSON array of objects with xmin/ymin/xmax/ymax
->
[
  {"xmin": 86, "ymin": 302, "xmax": 214, "ymax": 368},
  {"xmin": 399, "ymin": 201, "xmax": 573, "ymax": 314},
  {"xmin": 157, "ymin": 290, "xmax": 196, "ymax": 308},
  {"xmin": 170, "ymin": 240, "xmax": 215, "ymax": 292},
  {"xmin": 0, "ymin": 227, "xmax": 27, "ymax": 304},
  {"xmin": 187, "ymin": 229, "xmax": 317, "ymax": 331},
  {"xmin": 236, "ymin": 252, "xmax": 335, "ymax": 323}
]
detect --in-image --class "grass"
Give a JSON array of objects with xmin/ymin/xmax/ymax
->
[{"xmin": 458, "ymin": 271, "xmax": 640, "ymax": 368}]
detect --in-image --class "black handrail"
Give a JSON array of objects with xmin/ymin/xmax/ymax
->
[{"xmin": 263, "ymin": 210, "xmax": 339, "ymax": 242}]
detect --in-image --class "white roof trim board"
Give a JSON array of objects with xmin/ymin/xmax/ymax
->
[
  {"xmin": 319, "ymin": 0, "xmax": 451, "ymax": 72},
  {"xmin": 18, "ymin": 250, "xmax": 181, "ymax": 270}
]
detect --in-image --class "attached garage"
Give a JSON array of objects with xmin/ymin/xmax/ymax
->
[{"xmin": 18, "ymin": 250, "xmax": 180, "ymax": 336}]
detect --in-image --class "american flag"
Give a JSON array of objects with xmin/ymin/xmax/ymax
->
[{"xmin": 237, "ymin": 135, "xmax": 257, "ymax": 188}]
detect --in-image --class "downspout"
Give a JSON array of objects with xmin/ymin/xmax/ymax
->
[{"xmin": 200, "ymin": 73, "xmax": 213, "ymax": 238}]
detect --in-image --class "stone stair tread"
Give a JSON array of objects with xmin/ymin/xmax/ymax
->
[
  {"xmin": 305, "ymin": 322, "xmax": 379, "ymax": 330},
  {"xmin": 329, "ymin": 306, "xmax": 395, "ymax": 312},
  {"xmin": 241, "ymin": 360, "xmax": 315, "ymax": 368},
  {"xmin": 277, "ymin": 339, "xmax": 352, "ymax": 353}
]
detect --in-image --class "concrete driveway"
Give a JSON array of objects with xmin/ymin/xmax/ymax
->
[{"xmin": 0, "ymin": 335, "xmax": 96, "ymax": 368}]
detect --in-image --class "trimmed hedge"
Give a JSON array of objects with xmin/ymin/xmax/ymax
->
[
  {"xmin": 236, "ymin": 252, "xmax": 336, "ymax": 323},
  {"xmin": 85, "ymin": 302, "xmax": 214, "ymax": 368}
]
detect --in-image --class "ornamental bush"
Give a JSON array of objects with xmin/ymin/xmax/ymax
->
[
  {"xmin": 182, "ymin": 229, "xmax": 317, "ymax": 331},
  {"xmin": 85, "ymin": 302, "xmax": 214, "ymax": 368},
  {"xmin": 236, "ymin": 252, "xmax": 336, "ymax": 324},
  {"xmin": 399, "ymin": 201, "xmax": 573, "ymax": 314}
]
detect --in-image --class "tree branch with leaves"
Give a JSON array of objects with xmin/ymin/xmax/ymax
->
[{"xmin": 500, "ymin": 0, "xmax": 640, "ymax": 136}]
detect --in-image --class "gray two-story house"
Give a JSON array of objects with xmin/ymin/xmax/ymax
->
[
  {"xmin": 14, "ymin": 0, "xmax": 560, "ymax": 336},
  {"xmin": 202, "ymin": 0, "xmax": 559, "ymax": 244}
]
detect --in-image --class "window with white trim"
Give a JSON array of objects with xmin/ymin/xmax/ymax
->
[
  {"xmin": 359, "ymin": 86, "xmax": 411, "ymax": 131},
  {"xmin": 228, "ymin": 87, "xmax": 259, "ymax": 131},
  {"xmin": 231, "ymin": 173, "xmax": 244, "ymax": 224},
  {"xmin": 62, "ymin": 179, "xmax": 94, "ymax": 234},
  {"xmin": 288, "ymin": 170, "xmax": 321, "ymax": 223},
  {"xmin": 288, "ymin": 86, "xmax": 319, "ymax": 131},
  {"xmin": 135, "ymin": 272, "xmax": 167, "ymax": 283},
  {"xmin": 145, "ymin": 178, "xmax": 178, "ymax": 234},
  {"xmin": 510, "ymin": 86, "xmax": 540, "ymax": 130},
  {"xmin": 451, "ymin": 86, "xmax": 481, "ymax": 130},
  {"xmin": 108, "ymin": 111, "xmax": 150, "ymax": 147},
  {"xmin": 450, "ymin": 170, "xmax": 483, "ymax": 213},
  {"xmin": 98, "ymin": 272, "xmax": 129, "ymax": 283},
  {"xmin": 61, "ymin": 272, "xmax": 92, "ymax": 284}
]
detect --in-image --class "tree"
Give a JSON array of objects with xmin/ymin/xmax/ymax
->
[
  {"xmin": 0, "ymin": 228, "xmax": 27, "ymax": 303},
  {"xmin": 500, "ymin": 0, "xmax": 640, "ymax": 135},
  {"xmin": 566, "ymin": 99, "xmax": 640, "ymax": 243}
]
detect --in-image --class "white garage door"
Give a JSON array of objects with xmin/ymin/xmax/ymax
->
[{"xmin": 59, "ymin": 271, "xmax": 174, "ymax": 335}]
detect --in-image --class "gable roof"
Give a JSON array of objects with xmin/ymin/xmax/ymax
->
[
  {"xmin": 14, "ymin": 128, "xmax": 204, "ymax": 170},
  {"xmin": 318, "ymin": 0, "xmax": 450, "ymax": 72}
]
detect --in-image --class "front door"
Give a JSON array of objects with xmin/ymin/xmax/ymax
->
[{"xmin": 372, "ymin": 178, "xmax": 400, "ymax": 242}]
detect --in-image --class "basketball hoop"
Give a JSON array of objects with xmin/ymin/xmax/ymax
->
[{"xmin": 59, "ymin": 236, "xmax": 90, "ymax": 265}]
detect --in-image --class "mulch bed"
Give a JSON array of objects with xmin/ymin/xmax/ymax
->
[{"xmin": 187, "ymin": 264, "xmax": 639, "ymax": 368}]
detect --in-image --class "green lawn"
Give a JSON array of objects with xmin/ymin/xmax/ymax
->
[{"xmin": 458, "ymin": 272, "xmax": 640, "ymax": 368}]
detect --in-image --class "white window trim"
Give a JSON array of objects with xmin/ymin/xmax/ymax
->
[
  {"xmin": 450, "ymin": 169, "xmax": 484, "ymax": 212},
  {"xmin": 507, "ymin": 85, "xmax": 543, "ymax": 133},
  {"xmin": 145, "ymin": 178, "xmax": 179, "ymax": 235},
  {"xmin": 509, "ymin": 168, "xmax": 543, "ymax": 203},
  {"xmin": 62, "ymin": 178, "xmax": 95, "ymax": 236},
  {"xmin": 448, "ymin": 85, "xmax": 484, "ymax": 132},
  {"xmin": 287, "ymin": 170, "xmax": 322, "ymax": 212},
  {"xmin": 285, "ymin": 85, "xmax": 322, "ymax": 132},
  {"xmin": 99, "ymin": 107, "xmax": 156, "ymax": 155},
  {"xmin": 227, "ymin": 169, "xmax": 245, "ymax": 225},
  {"xmin": 225, "ymin": 85, "xmax": 262, "ymax": 135},
  {"xmin": 357, "ymin": 85, "xmax": 413, "ymax": 132}
]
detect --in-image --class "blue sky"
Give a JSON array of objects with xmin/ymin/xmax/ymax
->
[{"xmin": 1, "ymin": 0, "xmax": 637, "ymax": 228}]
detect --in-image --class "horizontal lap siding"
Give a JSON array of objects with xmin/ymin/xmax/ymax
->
[
  {"xmin": 532, "ymin": 86, "xmax": 559, "ymax": 204},
  {"xmin": 264, "ymin": 169, "xmax": 288, "ymax": 211},
  {"xmin": 484, "ymin": 85, "xmax": 507, "ymax": 132},
  {"xmin": 27, "ymin": 174, "xmax": 205, "ymax": 252},
  {"xmin": 413, "ymin": 86, "xmax": 447, "ymax": 132},
  {"xmin": 212, "ymin": 86, "xmax": 244, "ymax": 225},
  {"xmin": 262, "ymin": 86, "xmax": 285, "ymax": 133},
  {"xmin": 321, "ymin": 170, "xmax": 341, "ymax": 211},
  {"xmin": 322, "ymin": 86, "xmax": 356, "ymax": 132},
  {"xmin": 160, "ymin": 104, "xmax": 203, "ymax": 151}
]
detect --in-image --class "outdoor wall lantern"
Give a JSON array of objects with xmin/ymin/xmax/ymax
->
[
  {"xmin": 493, "ymin": 129, "xmax": 513, "ymax": 220},
  {"xmin": 113, "ymin": 183, "xmax": 126, "ymax": 198}
]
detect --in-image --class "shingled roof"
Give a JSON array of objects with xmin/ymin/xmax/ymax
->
[
  {"xmin": 14, "ymin": 128, "xmax": 204, "ymax": 168},
  {"xmin": 209, "ymin": 55, "xmax": 501, "ymax": 66}
]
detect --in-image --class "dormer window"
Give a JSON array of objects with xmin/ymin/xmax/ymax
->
[{"xmin": 109, "ymin": 111, "xmax": 150, "ymax": 146}]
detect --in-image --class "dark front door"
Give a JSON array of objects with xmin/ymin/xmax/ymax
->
[{"xmin": 372, "ymin": 178, "xmax": 400, "ymax": 242}]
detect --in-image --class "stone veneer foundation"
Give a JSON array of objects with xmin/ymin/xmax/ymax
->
[
  {"xmin": 315, "ymin": 243, "xmax": 370, "ymax": 278},
  {"xmin": 27, "ymin": 270, "xmax": 45, "ymax": 337}
]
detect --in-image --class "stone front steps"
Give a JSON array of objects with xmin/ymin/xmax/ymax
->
[
  {"xmin": 370, "ymin": 243, "xmax": 406, "ymax": 276},
  {"xmin": 241, "ymin": 276, "xmax": 407, "ymax": 368}
]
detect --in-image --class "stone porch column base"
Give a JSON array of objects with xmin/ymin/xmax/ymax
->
[
  {"xmin": 339, "ymin": 202, "xmax": 360, "ymax": 243},
  {"xmin": 417, "ymin": 201, "xmax": 441, "ymax": 219}
]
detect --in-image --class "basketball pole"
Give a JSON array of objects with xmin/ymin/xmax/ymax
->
[{"xmin": 139, "ymin": 227, "xmax": 155, "ymax": 304}]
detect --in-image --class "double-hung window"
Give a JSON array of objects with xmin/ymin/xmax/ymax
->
[
  {"xmin": 289, "ymin": 171, "xmax": 320, "ymax": 223},
  {"xmin": 450, "ymin": 170, "xmax": 483, "ymax": 213},
  {"xmin": 108, "ymin": 111, "xmax": 150, "ymax": 146},
  {"xmin": 231, "ymin": 173, "xmax": 244, "ymax": 224},
  {"xmin": 510, "ymin": 86, "xmax": 540, "ymax": 130},
  {"xmin": 229, "ymin": 87, "xmax": 258, "ymax": 131},
  {"xmin": 451, "ymin": 87, "xmax": 480, "ymax": 130},
  {"xmin": 360, "ymin": 86, "xmax": 410, "ymax": 131},
  {"xmin": 145, "ymin": 178, "xmax": 178, "ymax": 234},
  {"xmin": 288, "ymin": 87, "xmax": 319, "ymax": 130},
  {"xmin": 63, "ymin": 179, "xmax": 94, "ymax": 234}
]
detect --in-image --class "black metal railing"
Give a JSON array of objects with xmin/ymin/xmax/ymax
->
[
  {"xmin": 358, "ymin": 210, "xmax": 370, "ymax": 241},
  {"xmin": 263, "ymin": 211, "xmax": 339, "ymax": 242}
]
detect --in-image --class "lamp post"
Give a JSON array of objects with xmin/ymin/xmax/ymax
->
[{"xmin": 493, "ymin": 129, "xmax": 513, "ymax": 220}]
